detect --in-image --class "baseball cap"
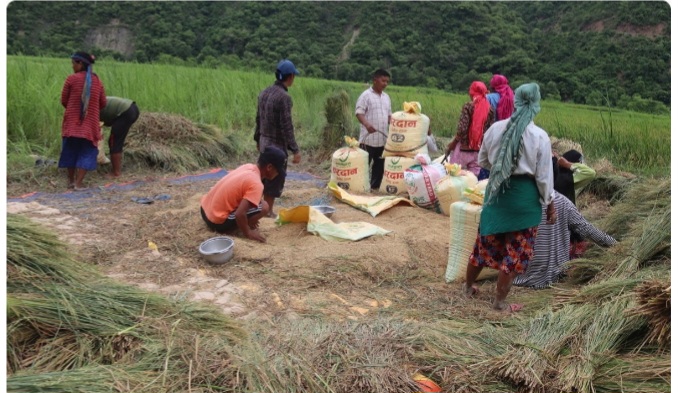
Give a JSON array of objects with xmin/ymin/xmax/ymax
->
[
  {"xmin": 276, "ymin": 59, "xmax": 300, "ymax": 78},
  {"xmin": 259, "ymin": 146, "xmax": 287, "ymax": 177}
]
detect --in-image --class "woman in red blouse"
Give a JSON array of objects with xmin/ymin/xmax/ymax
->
[
  {"xmin": 445, "ymin": 81, "xmax": 495, "ymax": 178},
  {"xmin": 58, "ymin": 52, "xmax": 106, "ymax": 190}
]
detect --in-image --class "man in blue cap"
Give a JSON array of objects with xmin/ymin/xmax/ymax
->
[{"xmin": 254, "ymin": 59, "xmax": 302, "ymax": 217}]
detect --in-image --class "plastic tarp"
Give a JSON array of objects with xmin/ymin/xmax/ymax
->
[
  {"xmin": 328, "ymin": 182, "xmax": 415, "ymax": 217},
  {"xmin": 276, "ymin": 205, "xmax": 391, "ymax": 242}
]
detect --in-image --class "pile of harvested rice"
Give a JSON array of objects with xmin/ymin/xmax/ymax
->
[
  {"xmin": 124, "ymin": 112, "xmax": 240, "ymax": 172},
  {"xmin": 627, "ymin": 280, "xmax": 671, "ymax": 347}
]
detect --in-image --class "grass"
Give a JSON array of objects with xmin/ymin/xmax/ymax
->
[
  {"xmin": 7, "ymin": 214, "xmax": 246, "ymax": 391},
  {"xmin": 7, "ymin": 55, "xmax": 670, "ymax": 176}
]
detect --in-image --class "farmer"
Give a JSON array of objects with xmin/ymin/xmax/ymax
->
[
  {"xmin": 553, "ymin": 149, "xmax": 596, "ymax": 205},
  {"xmin": 254, "ymin": 59, "xmax": 302, "ymax": 217},
  {"xmin": 445, "ymin": 81, "xmax": 495, "ymax": 179},
  {"xmin": 356, "ymin": 68, "xmax": 392, "ymax": 191},
  {"xmin": 100, "ymin": 96, "xmax": 140, "ymax": 178},
  {"xmin": 551, "ymin": 149, "xmax": 597, "ymax": 258},
  {"xmin": 486, "ymin": 74, "xmax": 515, "ymax": 122},
  {"xmin": 58, "ymin": 51, "xmax": 107, "ymax": 190},
  {"xmin": 464, "ymin": 83, "xmax": 554, "ymax": 313},
  {"xmin": 200, "ymin": 146, "xmax": 287, "ymax": 243},
  {"xmin": 513, "ymin": 191, "xmax": 617, "ymax": 288}
]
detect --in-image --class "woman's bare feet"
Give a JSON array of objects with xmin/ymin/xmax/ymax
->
[{"xmin": 493, "ymin": 301, "xmax": 524, "ymax": 313}]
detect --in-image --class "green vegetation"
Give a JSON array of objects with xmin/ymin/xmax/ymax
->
[
  {"xmin": 7, "ymin": 213, "xmax": 246, "ymax": 391},
  {"xmin": 7, "ymin": 55, "xmax": 669, "ymax": 176},
  {"xmin": 7, "ymin": 1, "xmax": 670, "ymax": 109}
]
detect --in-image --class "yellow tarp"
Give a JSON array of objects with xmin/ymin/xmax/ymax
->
[
  {"xmin": 328, "ymin": 182, "xmax": 415, "ymax": 217},
  {"xmin": 276, "ymin": 205, "xmax": 391, "ymax": 242}
]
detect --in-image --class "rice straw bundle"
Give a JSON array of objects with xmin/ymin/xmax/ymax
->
[
  {"xmin": 552, "ymin": 277, "xmax": 641, "ymax": 306},
  {"xmin": 599, "ymin": 178, "xmax": 670, "ymax": 238},
  {"xmin": 321, "ymin": 90, "xmax": 354, "ymax": 154},
  {"xmin": 564, "ymin": 258, "xmax": 605, "ymax": 284},
  {"xmin": 413, "ymin": 319, "xmax": 509, "ymax": 364},
  {"xmin": 549, "ymin": 136, "xmax": 583, "ymax": 156},
  {"xmin": 228, "ymin": 317, "xmax": 420, "ymax": 393},
  {"xmin": 556, "ymin": 299, "xmax": 645, "ymax": 393},
  {"xmin": 7, "ymin": 365, "xmax": 161, "ymax": 393},
  {"xmin": 410, "ymin": 319, "xmax": 514, "ymax": 393},
  {"xmin": 627, "ymin": 280, "xmax": 671, "ymax": 347},
  {"xmin": 593, "ymin": 355, "xmax": 671, "ymax": 392},
  {"xmin": 607, "ymin": 207, "xmax": 670, "ymax": 279},
  {"xmin": 484, "ymin": 304, "xmax": 596, "ymax": 392},
  {"xmin": 583, "ymin": 175, "xmax": 635, "ymax": 204},
  {"xmin": 7, "ymin": 214, "xmax": 92, "ymax": 288},
  {"xmin": 7, "ymin": 213, "xmax": 246, "ymax": 391},
  {"xmin": 124, "ymin": 112, "xmax": 239, "ymax": 172}
]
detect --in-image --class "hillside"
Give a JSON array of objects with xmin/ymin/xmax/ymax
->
[{"xmin": 7, "ymin": 1, "xmax": 670, "ymax": 110}]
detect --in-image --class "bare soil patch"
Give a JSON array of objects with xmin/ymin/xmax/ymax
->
[{"xmin": 8, "ymin": 165, "xmax": 557, "ymax": 325}]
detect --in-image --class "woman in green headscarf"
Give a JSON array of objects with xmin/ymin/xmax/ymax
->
[{"xmin": 462, "ymin": 83, "xmax": 555, "ymax": 313}]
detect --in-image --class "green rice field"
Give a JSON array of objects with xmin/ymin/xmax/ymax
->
[{"xmin": 7, "ymin": 55, "xmax": 670, "ymax": 175}]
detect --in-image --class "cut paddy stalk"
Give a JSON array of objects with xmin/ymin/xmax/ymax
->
[
  {"xmin": 626, "ymin": 280, "xmax": 671, "ymax": 347},
  {"xmin": 555, "ymin": 298, "xmax": 646, "ymax": 393},
  {"xmin": 484, "ymin": 304, "xmax": 597, "ymax": 392}
]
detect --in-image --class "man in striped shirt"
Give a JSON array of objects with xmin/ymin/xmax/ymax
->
[{"xmin": 356, "ymin": 69, "xmax": 392, "ymax": 191}]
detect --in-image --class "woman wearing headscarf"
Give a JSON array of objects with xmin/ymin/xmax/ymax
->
[
  {"xmin": 486, "ymin": 74, "xmax": 515, "ymax": 122},
  {"xmin": 59, "ymin": 51, "xmax": 107, "ymax": 190},
  {"xmin": 552, "ymin": 149, "xmax": 597, "ymax": 258},
  {"xmin": 553, "ymin": 149, "xmax": 596, "ymax": 205},
  {"xmin": 445, "ymin": 81, "xmax": 495, "ymax": 177},
  {"xmin": 463, "ymin": 83, "xmax": 554, "ymax": 313}
]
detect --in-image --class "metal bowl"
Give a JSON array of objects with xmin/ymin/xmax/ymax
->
[
  {"xmin": 198, "ymin": 236, "xmax": 235, "ymax": 264},
  {"xmin": 312, "ymin": 205, "xmax": 336, "ymax": 218}
]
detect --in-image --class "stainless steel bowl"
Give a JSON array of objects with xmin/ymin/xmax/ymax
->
[
  {"xmin": 198, "ymin": 236, "xmax": 235, "ymax": 264},
  {"xmin": 312, "ymin": 205, "xmax": 336, "ymax": 218}
]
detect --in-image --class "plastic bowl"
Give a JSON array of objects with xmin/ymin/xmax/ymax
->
[
  {"xmin": 198, "ymin": 236, "xmax": 235, "ymax": 264},
  {"xmin": 312, "ymin": 205, "xmax": 336, "ymax": 218}
]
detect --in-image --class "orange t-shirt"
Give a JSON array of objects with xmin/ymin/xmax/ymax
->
[{"xmin": 200, "ymin": 164, "xmax": 264, "ymax": 223}]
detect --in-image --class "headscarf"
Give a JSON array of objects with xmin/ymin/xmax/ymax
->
[
  {"xmin": 490, "ymin": 74, "xmax": 515, "ymax": 121},
  {"xmin": 70, "ymin": 52, "xmax": 95, "ymax": 121},
  {"xmin": 485, "ymin": 83, "xmax": 541, "ymax": 204},
  {"xmin": 554, "ymin": 149, "xmax": 582, "ymax": 205},
  {"xmin": 468, "ymin": 81, "xmax": 491, "ymax": 150}
]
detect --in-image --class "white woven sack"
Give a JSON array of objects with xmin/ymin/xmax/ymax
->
[
  {"xmin": 380, "ymin": 156, "xmax": 418, "ymax": 195},
  {"xmin": 383, "ymin": 111, "xmax": 430, "ymax": 158},
  {"xmin": 445, "ymin": 201, "xmax": 498, "ymax": 283},
  {"xmin": 403, "ymin": 160, "xmax": 446, "ymax": 210},
  {"xmin": 435, "ymin": 170, "xmax": 478, "ymax": 216},
  {"xmin": 330, "ymin": 146, "xmax": 370, "ymax": 193}
]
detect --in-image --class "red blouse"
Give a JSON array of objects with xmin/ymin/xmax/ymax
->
[{"xmin": 61, "ymin": 72, "xmax": 106, "ymax": 146}]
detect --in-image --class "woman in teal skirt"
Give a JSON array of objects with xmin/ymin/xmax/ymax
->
[{"xmin": 463, "ymin": 83, "xmax": 556, "ymax": 313}]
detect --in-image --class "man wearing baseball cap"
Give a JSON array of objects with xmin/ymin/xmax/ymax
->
[
  {"xmin": 254, "ymin": 59, "xmax": 302, "ymax": 217},
  {"xmin": 200, "ymin": 146, "xmax": 287, "ymax": 243}
]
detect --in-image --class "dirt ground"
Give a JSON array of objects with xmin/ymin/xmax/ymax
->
[{"xmin": 8, "ymin": 162, "xmax": 600, "ymax": 325}]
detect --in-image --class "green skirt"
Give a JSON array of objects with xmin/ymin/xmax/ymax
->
[{"xmin": 480, "ymin": 176, "xmax": 542, "ymax": 236}]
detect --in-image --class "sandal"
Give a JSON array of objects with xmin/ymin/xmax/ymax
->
[
  {"xmin": 495, "ymin": 303, "xmax": 524, "ymax": 313},
  {"xmin": 462, "ymin": 284, "xmax": 479, "ymax": 298}
]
